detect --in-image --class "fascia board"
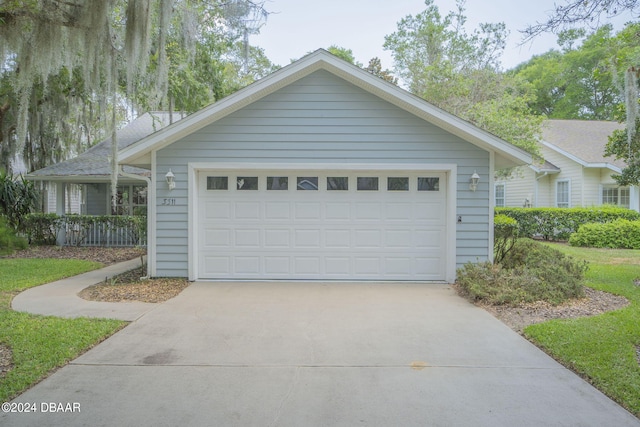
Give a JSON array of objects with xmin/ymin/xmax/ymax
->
[{"xmin": 541, "ymin": 140, "xmax": 622, "ymax": 173}]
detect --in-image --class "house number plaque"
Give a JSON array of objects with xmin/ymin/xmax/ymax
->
[{"xmin": 162, "ymin": 198, "xmax": 176, "ymax": 206}]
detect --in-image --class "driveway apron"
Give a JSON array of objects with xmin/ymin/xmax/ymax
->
[{"xmin": 2, "ymin": 282, "xmax": 639, "ymax": 426}]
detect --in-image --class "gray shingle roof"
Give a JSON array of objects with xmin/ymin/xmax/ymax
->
[
  {"xmin": 541, "ymin": 119, "xmax": 625, "ymax": 169},
  {"xmin": 28, "ymin": 112, "xmax": 182, "ymax": 180}
]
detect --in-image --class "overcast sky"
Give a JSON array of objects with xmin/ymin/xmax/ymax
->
[{"xmin": 250, "ymin": 0, "xmax": 635, "ymax": 71}]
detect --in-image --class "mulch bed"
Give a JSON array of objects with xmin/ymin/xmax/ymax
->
[
  {"xmin": 456, "ymin": 285, "xmax": 630, "ymax": 333},
  {"xmin": 78, "ymin": 266, "xmax": 190, "ymax": 303},
  {"xmin": 5, "ymin": 246, "xmax": 146, "ymax": 265},
  {"xmin": 6, "ymin": 246, "xmax": 190, "ymax": 304}
]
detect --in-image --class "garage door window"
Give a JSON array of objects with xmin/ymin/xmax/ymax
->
[
  {"xmin": 237, "ymin": 177, "xmax": 258, "ymax": 190},
  {"xmin": 207, "ymin": 177, "xmax": 228, "ymax": 190},
  {"xmin": 357, "ymin": 177, "xmax": 378, "ymax": 191},
  {"xmin": 388, "ymin": 177, "xmax": 409, "ymax": 191},
  {"xmin": 267, "ymin": 177, "xmax": 288, "ymax": 190},
  {"xmin": 418, "ymin": 177, "xmax": 439, "ymax": 191},
  {"xmin": 297, "ymin": 177, "xmax": 318, "ymax": 190},
  {"xmin": 327, "ymin": 177, "xmax": 348, "ymax": 190}
]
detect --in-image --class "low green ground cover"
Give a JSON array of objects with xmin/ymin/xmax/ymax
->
[
  {"xmin": 456, "ymin": 239, "xmax": 587, "ymax": 306},
  {"xmin": 0, "ymin": 258, "xmax": 125, "ymax": 402},
  {"xmin": 526, "ymin": 244, "xmax": 640, "ymax": 418}
]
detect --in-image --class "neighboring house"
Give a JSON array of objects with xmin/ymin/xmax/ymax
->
[
  {"xmin": 28, "ymin": 112, "xmax": 181, "ymax": 216},
  {"xmin": 495, "ymin": 120, "xmax": 638, "ymax": 212},
  {"xmin": 117, "ymin": 49, "xmax": 531, "ymax": 282}
]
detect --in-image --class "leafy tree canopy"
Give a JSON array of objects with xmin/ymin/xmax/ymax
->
[
  {"xmin": 605, "ymin": 118, "xmax": 640, "ymax": 185},
  {"xmin": 0, "ymin": 0, "xmax": 272, "ymax": 174},
  {"xmin": 384, "ymin": 0, "xmax": 542, "ymax": 157},
  {"xmin": 512, "ymin": 24, "xmax": 640, "ymax": 120}
]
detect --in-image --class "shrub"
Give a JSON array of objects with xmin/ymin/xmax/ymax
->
[
  {"xmin": 22, "ymin": 213, "xmax": 62, "ymax": 245},
  {"xmin": 569, "ymin": 219, "xmax": 640, "ymax": 249},
  {"xmin": 456, "ymin": 239, "xmax": 587, "ymax": 306},
  {"xmin": 20, "ymin": 213, "xmax": 146, "ymax": 246},
  {"xmin": 0, "ymin": 171, "xmax": 40, "ymax": 231},
  {"xmin": 496, "ymin": 206, "xmax": 640, "ymax": 241},
  {"xmin": 0, "ymin": 216, "xmax": 27, "ymax": 255},
  {"xmin": 494, "ymin": 214, "xmax": 518, "ymax": 264}
]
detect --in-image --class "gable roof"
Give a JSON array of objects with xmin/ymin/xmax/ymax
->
[
  {"xmin": 119, "ymin": 49, "xmax": 532, "ymax": 169},
  {"xmin": 28, "ymin": 112, "xmax": 182, "ymax": 182},
  {"xmin": 541, "ymin": 119, "xmax": 625, "ymax": 172}
]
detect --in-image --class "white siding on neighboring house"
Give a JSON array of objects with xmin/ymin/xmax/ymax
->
[
  {"xmin": 534, "ymin": 173, "xmax": 552, "ymax": 207},
  {"xmin": 496, "ymin": 166, "xmax": 536, "ymax": 208},
  {"xmin": 581, "ymin": 169, "xmax": 603, "ymax": 207},
  {"xmin": 540, "ymin": 147, "xmax": 583, "ymax": 207},
  {"xmin": 154, "ymin": 70, "xmax": 491, "ymax": 278}
]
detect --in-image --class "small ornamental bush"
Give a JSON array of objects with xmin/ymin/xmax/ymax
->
[
  {"xmin": 0, "ymin": 172, "xmax": 39, "ymax": 231},
  {"xmin": 569, "ymin": 219, "xmax": 640, "ymax": 249},
  {"xmin": 0, "ymin": 216, "xmax": 27, "ymax": 255},
  {"xmin": 456, "ymin": 239, "xmax": 587, "ymax": 306},
  {"xmin": 494, "ymin": 214, "xmax": 518, "ymax": 264}
]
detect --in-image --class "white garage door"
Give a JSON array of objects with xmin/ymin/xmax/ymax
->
[{"xmin": 197, "ymin": 170, "xmax": 447, "ymax": 281}]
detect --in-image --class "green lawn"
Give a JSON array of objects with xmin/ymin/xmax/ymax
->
[
  {"xmin": 0, "ymin": 258, "xmax": 126, "ymax": 402},
  {"xmin": 527, "ymin": 243, "xmax": 640, "ymax": 417}
]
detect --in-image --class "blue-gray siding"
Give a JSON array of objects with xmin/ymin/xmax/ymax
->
[{"xmin": 155, "ymin": 70, "xmax": 490, "ymax": 277}]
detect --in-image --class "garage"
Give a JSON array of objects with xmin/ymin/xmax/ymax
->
[
  {"xmin": 195, "ymin": 168, "xmax": 449, "ymax": 281},
  {"xmin": 118, "ymin": 50, "xmax": 533, "ymax": 281}
]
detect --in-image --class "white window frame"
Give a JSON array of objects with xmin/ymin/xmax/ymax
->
[
  {"xmin": 112, "ymin": 184, "xmax": 147, "ymax": 216},
  {"xmin": 495, "ymin": 183, "xmax": 505, "ymax": 207},
  {"xmin": 601, "ymin": 185, "xmax": 630, "ymax": 208},
  {"xmin": 556, "ymin": 180, "xmax": 570, "ymax": 208}
]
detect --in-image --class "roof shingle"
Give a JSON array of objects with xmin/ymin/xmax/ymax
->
[
  {"xmin": 28, "ymin": 112, "xmax": 182, "ymax": 179},
  {"xmin": 542, "ymin": 120, "xmax": 625, "ymax": 168}
]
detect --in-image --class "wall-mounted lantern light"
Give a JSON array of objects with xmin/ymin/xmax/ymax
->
[
  {"xmin": 165, "ymin": 169, "xmax": 176, "ymax": 190},
  {"xmin": 469, "ymin": 171, "xmax": 480, "ymax": 192}
]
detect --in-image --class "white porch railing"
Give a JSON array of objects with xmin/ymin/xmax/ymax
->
[
  {"xmin": 64, "ymin": 223, "xmax": 145, "ymax": 247},
  {"xmin": 61, "ymin": 216, "xmax": 147, "ymax": 247}
]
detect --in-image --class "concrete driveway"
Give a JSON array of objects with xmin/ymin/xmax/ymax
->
[{"xmin": 2, "ymin": 281, "xmax": 639, "ymax": 426}]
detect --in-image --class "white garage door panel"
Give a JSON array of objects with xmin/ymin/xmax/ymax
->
[{"xmin": 197, "ymin": 170, "xmax": 447, "ymax": 281}]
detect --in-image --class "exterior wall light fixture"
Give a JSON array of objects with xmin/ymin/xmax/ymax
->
[
  {"xmin": 165, "ymin": 169, "xmax": 176, "ymax": 190},
  {"xmin": 469, "ymin": 171, "xmax": 480, "ymax": 192}
]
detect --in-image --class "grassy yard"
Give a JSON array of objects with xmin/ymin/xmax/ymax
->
[
  {"xmin": 0, "ymin": 258, "xmax": 126, "ymax": 402},
  {"xmin": 527, "ymin": 243, "xmax": 640, "ymax": 417}
]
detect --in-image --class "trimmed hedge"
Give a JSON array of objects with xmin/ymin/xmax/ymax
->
[
  {"xmin": 569, "ymin": 219, "xmax": 640, "ymax": 249},
  {"xmin": 21, "ymin": 213, "xmax": 62, "ymax": 245},
  {"xmin": 21, "ymin": 213, "xmax": 146, "ymax": 246},
  {"xmin": 496, "ymin": 206, "xmax": 640, "ymax": 241}
]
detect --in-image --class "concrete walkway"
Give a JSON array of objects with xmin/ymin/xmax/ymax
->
[
  {"xmin": 3, "ymin": 279, "xmax": 639, "ymax": 426},
  {"xmin": 11, "ymin": 258, "xmax": 157, "ymax": 321}
]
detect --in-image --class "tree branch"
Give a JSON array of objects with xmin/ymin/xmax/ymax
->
[{"xmin": 521, "ymin": 0, "xmax": 640, "ymax": 42}]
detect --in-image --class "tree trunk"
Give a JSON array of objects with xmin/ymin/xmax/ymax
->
[{"xmin": 0, "ymin": 102, "xmax": 11, "ymax": 172}]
